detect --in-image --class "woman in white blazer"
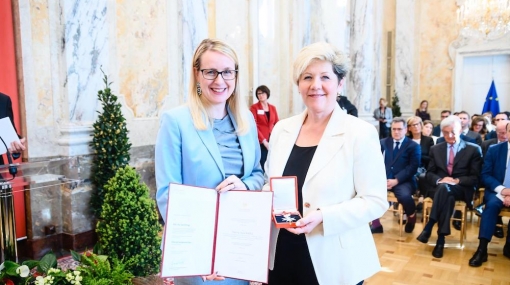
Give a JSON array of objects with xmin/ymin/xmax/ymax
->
[
  {"xmin": 155, "ymin": 39, "xmax": 264, "ymax": 285},
  {"xmin": 265, "ymin": 42, "xmax": 387, "ymax": 285}
]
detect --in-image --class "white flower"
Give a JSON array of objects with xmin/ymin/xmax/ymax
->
[
  {"xmin": 0, "ymin": 262, "xmax": 4, "ymax": 272},
  {"xmin": 35, "ymin": 276, "xmax": 45, "ymax": 285},
  {"xmin": 16, "ymin": 265, "xmax": 30, "ymax": 277}
]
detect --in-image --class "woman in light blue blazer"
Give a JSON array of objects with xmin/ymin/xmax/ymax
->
[{"xmin": 155, "ymin": 39, "xmax": 264, "ymax": 285}]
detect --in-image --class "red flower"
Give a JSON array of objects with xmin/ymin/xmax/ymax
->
[{"xmin": 5, "ymin": 279, "xmax": 15, "ymax": 285}]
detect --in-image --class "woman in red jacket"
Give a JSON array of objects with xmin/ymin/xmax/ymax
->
[{"xmin": 250, "ymin": 85, "xmax": 279, "ymax": 171}]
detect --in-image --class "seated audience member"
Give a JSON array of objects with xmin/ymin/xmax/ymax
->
[
  {"xmin": 407, "ymin": 116, "xmax": 434, "ymax": 198},
  {"xmin": 370, "ymin": 117, "xmax": 421, "ymax": 234},
  {"xmin": 469, "ymin": 122, "xmax": 510, "ymax": 267},
  {"xmin": 457, "ymin": 111, "xmax": 483, "ymax": 146},
  {"xmin": 415, "ymin": 100, "xmax": 431, "ymax": 122},
  {"xmin": 423, "ymin": 120, "xmax": 438, "ymax": 144},
  {"xmin": 482, "ymin": 111, "xmax": 495, "ymax": 132},
  {"xmin": 432, "ymin": 110, "xmax": 451, "ymax": 137},
  {"xmin": 485, "ymin": 112, "xmax": 509, "ymax": 140},
  {"xmin": 479, "ymin": 120, "xmax": 508, "ymax": 238},
  {"xmin": 482, "ymin": 121, "xmax": 508, "ymax": 157},
  {"xmin": 416, "ymin": 115, "xmax": 482, "ymax": 258},
  {"xmin": 407, "ymin": 116, "xmax": 434, "ymax": 169},
  {"xmin": 470, "ymin": 116, "xmax": 488, "ymax": 141}
]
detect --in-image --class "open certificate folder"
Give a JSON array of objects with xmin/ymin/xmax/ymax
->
[{"xmin": 160, "ymin": 183, "xmax": 273, "ymax": 283}]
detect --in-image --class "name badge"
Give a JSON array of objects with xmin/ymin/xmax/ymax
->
[{"xmin": 257, "ymin": 109, "xmax": 265, "ymax": 115}]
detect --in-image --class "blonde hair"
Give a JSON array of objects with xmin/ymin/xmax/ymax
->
[
  {"xmin": 292, "ymin": 42, "xmax": 350, "ymax": 85},
  {"xmin": 406, "ymin": 116, "xmax": 423, "ymax": 137},
  {"xmin": 188, "ymin": 38, "xmax": 249, "ymax": 134},
  {"xmin": 379, "ymin": 98, "xmax": 387, "ymax": 107}
]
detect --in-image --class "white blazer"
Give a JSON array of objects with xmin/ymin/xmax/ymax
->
[{"xmin": 265, "ymin": 105, "xmax": 388, "ymax": 285}]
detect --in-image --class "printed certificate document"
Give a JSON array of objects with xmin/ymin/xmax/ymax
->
[
  {"xmin": 160, "ymin": 183, "xmax": 273, "ymax": 283},
  {"xmin": 0, "ymin": 117, "xmax": 20, "ymax": 155}
]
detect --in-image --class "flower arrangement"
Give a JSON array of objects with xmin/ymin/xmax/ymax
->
[{"xmin": 0, "ymin": 250, "xmax": 133, "ymax": 285}]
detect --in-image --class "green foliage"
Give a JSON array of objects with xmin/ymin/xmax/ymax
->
[
  {"xmin": 96, "ymin": 166, "xmax": 162, "ymax": 277},
  {"xmin": 74, "ymin": 251, "xmax": 134, "ymax": 285},
  {"xmin": 0, "ymin": 251, "xmax": 136, "ymax": 284},
  {"xmin": 90, "ymin": 70, "xmax": 132, "ymax": 217},
  {"xmin": 391, "ymin": 92, "xmax": 402, "ymax": 117}
]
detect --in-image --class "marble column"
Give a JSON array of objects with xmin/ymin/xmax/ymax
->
[
  {"xmin": 394, "ymin": 0, "xmax": 415, "ymax": 118},
  {"xmin": 348, "ymin": 0, "xmax": 382, "ymax": 122}
]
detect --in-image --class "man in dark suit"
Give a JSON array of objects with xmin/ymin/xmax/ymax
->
[
  {"xmin": 479, "ymin": 121, "xmax": 508, "ymax": 238},
  {"xmin": 0, "ymin": 92, "xmax": 25, "ymax": 165},
  {"xmin": 468, "ymin": 122, "xmax": 510, "ymax": 267},
  {"xmin": 370, "ymin": 117, "xmax": 421, "ymax": 233},
  {"xmin": 457, "ymin": 111, "xmax": 482, "ymax": 146},
  {"xmin": 432, "ymin": 110, "xmax": 451, "ymax": 137},
  {"xmin": 416, "ymin": 115, "xmax": 482, "ymax": 258},
  {"xmin": 482, "ymin": 121, "xmax": 508, "ymax": 157},
  {"xmin": 485, "ymin": 112, "xmax": 509, "ymax": 141}
]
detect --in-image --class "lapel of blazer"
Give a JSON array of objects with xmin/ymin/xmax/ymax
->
[
  {"xmin": 383, "ymin": 137, "xmax": 393, "ymax": 164},
  {"xmin": 453, "ymin": 139, "xmax": 467, "ymax": 168},
  {"xmin": 271, "ymin": 111, "xmax": 307, "ymax": 176},
  {"xmin": 256, "ymin": 101, "xmax": 269, "ymax": 124},
  {"xmin": 195, "ymin": 109, "xmax": 233, "ymax": 179},
  {"xmin": 435, "ymin": 142, "xmax": 448, "ymax": 172},
  {"xmin": 304, "ymin": 106, "xmax": 346, "ymax": 184}
]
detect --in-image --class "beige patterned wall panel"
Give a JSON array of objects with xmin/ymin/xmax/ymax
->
[{"xmin": 116, "ymin": 0, "xmax": 168, "ymax": 118}]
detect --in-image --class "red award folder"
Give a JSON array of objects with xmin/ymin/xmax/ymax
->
[{"xmin": 160, "ymin": 183, "xmax": 273, "ymax": 283}]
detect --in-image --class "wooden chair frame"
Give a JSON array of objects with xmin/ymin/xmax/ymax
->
[{"xmin": 423, "ymin": 197, "xmax": 467, "ymax": 247}]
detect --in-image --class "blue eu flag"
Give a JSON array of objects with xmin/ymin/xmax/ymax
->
[{"xmin": 482, "ymin": 80, "xmax": 500, "ymax": 115}]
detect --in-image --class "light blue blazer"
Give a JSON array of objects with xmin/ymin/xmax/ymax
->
[{"xmin": 155, "ymin": 104, "xmax": 265, "ymax": 222}]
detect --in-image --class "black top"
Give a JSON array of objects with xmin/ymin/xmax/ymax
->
[
  {"xmin": 278, "ymin": 144, "xmax": 317, "ymax": 243},
  {"xmin": 265, "ymin": 111, "xmax": 270, "ymax": 121},
  {"xmin": 415, "ymin": 109, "xmax": 431, "ymax": 121}
]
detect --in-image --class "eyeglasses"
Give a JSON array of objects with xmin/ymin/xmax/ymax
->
[
  {"xmin": 200, "ymin": 69, "xmax": 238, "ymax": 80},
  {"xmin": 410, "ymin": 123, "xmax": 421, "ymax": 127}
]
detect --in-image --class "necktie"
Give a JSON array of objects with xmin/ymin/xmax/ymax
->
[
  {"xmin": 447, "ymin": 144, "xmax": 454, "ymax": 175},
  {"xmin": 503, "ymin": 152, "xmax": 510, "ymax": 188},
  {"xmin": 393, "ymin": 141, "xmax": 400, "ymax": 158}
]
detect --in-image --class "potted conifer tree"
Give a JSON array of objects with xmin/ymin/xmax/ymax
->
[
  {"xmin": 96, "ymin": 166, "xmax": 162, "ymax": 278},
  {"xmin": 90, "ymin": 71, "xmax": 131, "ymax": 218}
]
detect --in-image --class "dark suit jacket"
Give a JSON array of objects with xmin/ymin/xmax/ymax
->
[
  {"xmin": 426, "ymin": 140, "xmax": 483, "ymax": 205},
  {"xmin": 432, "ymin": 125, "xmax": 441, "ymax": 137},
  {"xmin": 407, "ymin": 135, "xmax": 434, "ymax": 168},
  {"xmin": 436, "ymin": 133, "xmax": 476, "ymax": 145},
  {"xmin": 481, "ymin": 138, "xmax": 498, "ymax": 157},
  {"xmin": 0, "ymin": 93, "xmax": 19, "ymax": 165},
  {"xmin": 381, "ymin": 136, "xmax": 421, "ymax": 183},
  {"xmin": 481, "ymin": 142, "xmax": 508, "ymax": 193},
  {"xmin": 485, "ymin": 130, "xmax": 496, "ymax": 140},
  {"xmin": 464, "ymin": 130, "xmax": 483, "ymax": 146}
]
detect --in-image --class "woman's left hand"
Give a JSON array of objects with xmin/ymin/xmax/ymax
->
[
  {"xmin": 216, "ymin": 175, "xmax": 247, "ymax": 193},
  {"xmin": 286, "ymin": 210, "xmax": 323, "ymax": 235}
]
